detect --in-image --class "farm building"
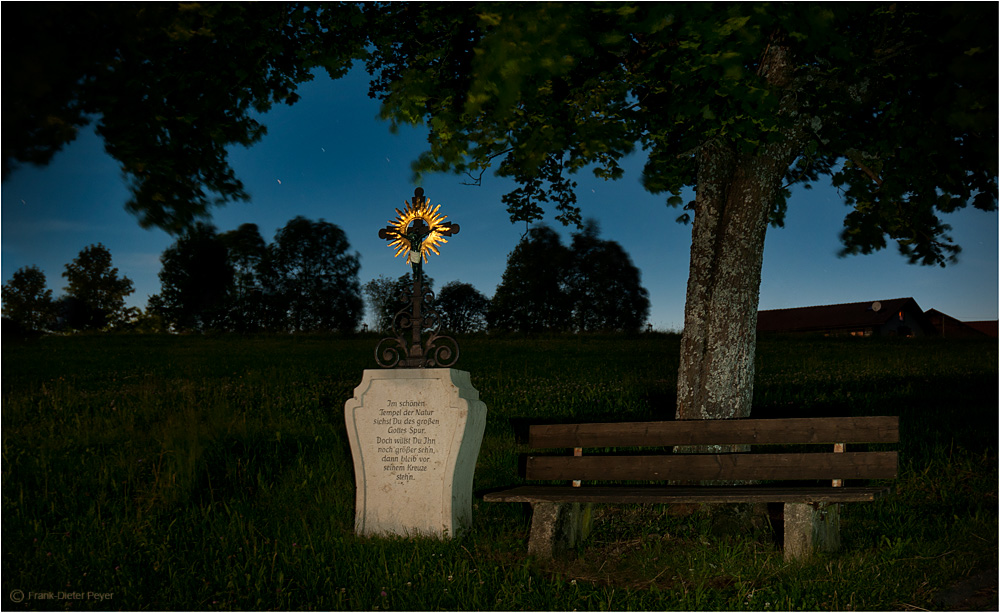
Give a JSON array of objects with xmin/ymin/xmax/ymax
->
[
  {"xmin": 965, "ymin": 321, "xmax": 999, "ymax": 337},
  {"xmin": 924, "ymin": 309, "xmax": 997, "ymax": 338},
  {"xmin": 757, "ymin": 297, "xmax": 935, "ymax": 337}
]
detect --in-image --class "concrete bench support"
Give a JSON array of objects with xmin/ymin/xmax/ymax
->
[
  {"xmin": 783, "ymin": 502, "xmax": 840, "ymax": 561},
  {"xmin": 527, "ymin": 502, "xmax": 593, "ymax": 559}
]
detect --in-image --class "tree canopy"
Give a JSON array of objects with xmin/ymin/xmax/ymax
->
[
  {"xmin": 154, "ymin": 223, "xmax": 234, "ymax": 331},
  {"xmin": 437, "ymin": 281, "xmax": 490, "ymax": 334},
  {"xmin": 365, "ymin": 3, "xmax": 996, "ymax": 265},
  {"xmin": 489, "ymin": 223, "xmax": 649, "ymax": 333},
  {"xmin": 269, "ymin": 217, "xmax": 363, "ymax": 333},
  {"xmin": 2, "ymin": 265, "xmax": 54, "ymax": 332},
  {"xmin": 149, "ymin": 217, "xmax": 364, "ymax": 333},
  {"xmin": 220, "ymin": 223, "xmax": 269, "ymax": 332},
  {"xmin": 489, "ymin": 226, "xmax": 573, "ymax": 333},
  {"xmin": 4, "ymin": 3, "xmax": 364, "ymax": 233},
  {"xmin": 7, "ymin": 4, "xmax": 993, "ymax": 255},
  {"xmin": 61, "ymin": 243, "xmax": 135, "ymax": 330},
  {"xmin": 566, "ymin": 221, "xmax": 650, "ymax": 333}
]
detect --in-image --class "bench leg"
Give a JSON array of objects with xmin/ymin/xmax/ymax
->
[
  {"xmin": 783, "ymin": 502, "xmax": 841, "ymax": 561},
  {"xmin": 527, "ymin": 502, "xmax": 593, "ymax": 559}
]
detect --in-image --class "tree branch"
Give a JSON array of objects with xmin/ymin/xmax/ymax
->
[
  {"xmin": 844, "ymin": 148, "xmax": 884, "ymax": 188},
  {"xmin": 459, "ymin": 147, "xmax": 513, "ymax": 186}
]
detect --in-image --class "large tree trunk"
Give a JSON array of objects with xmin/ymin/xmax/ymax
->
[
  {"xmin": 675, "ymin": 142, "xmax": 781, "ymax": 422},
  {"xmin": 675, "ymin": 42, "xmax": 802, "ymax": 425}
]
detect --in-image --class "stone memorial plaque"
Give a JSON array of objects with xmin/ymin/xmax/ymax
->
[{"xmin": 344, "ymin": 368, "xmax": 487, "ymax": 538}]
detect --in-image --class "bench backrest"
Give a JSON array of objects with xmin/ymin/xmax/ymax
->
[{"xmin": 525, "ymin": 416, "xmax": 899, "ymax": 483}]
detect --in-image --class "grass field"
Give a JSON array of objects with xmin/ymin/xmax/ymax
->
[{"xmin": 2, "ymin": 333, "xmax": 996, "ymax": 610}]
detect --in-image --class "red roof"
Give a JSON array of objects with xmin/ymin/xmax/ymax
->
[
  {"xmin": 757, "ymin": 298, "xmax": 924, "ymax": 334},
  {"xmin": 964, "ymin": 321, "xmax": 998, "ymax": 338},
  {"xmin": 925, "ymin": 309, "xmax": 996, "ymax": 338}
]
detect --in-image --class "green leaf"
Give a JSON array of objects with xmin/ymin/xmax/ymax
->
[{"xmin": 478, "ymin": 12, "xmax": 502, "ymax": 26}]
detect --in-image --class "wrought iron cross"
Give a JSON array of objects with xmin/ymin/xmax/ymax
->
[{"xmin": 375, "ymin": 188, "xmax": 461, "ymax": 368}]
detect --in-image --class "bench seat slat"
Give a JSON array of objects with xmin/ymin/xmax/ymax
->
[
  {"xmin": 529, "ymin": 416, "xmax": 899, "ymax": 448},
  {"xmin": 526, "ymin": 451, "xmax": 897, "ymax": 482},
  {"xmin": 482, "ymin": 485, "xmax": 893, "ymax": 504}
]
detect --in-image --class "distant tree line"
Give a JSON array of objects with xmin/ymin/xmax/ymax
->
[
  {"xmin": 2, "ymin": 243, "xmax": 136, "ymax": 334},
  {"xmin": 4, "ymin": 218, "xmax": 649, "ymax": 336},
  {"xmin": 1, "ymin": 217, "xmax": 366, "ymax": 335},
  {"xmin": 148, "ymin": 217, "xmax": 363, "ymax": 333}
]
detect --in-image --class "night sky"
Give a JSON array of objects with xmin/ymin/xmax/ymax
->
[{"xmin": 3, "ymin": 66, "xmax": 997, "ymax": 330}]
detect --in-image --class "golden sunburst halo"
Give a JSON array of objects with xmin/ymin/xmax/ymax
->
[{"xmin": 384, "ymin": 197, "xmax": 452, "ymax": 264}]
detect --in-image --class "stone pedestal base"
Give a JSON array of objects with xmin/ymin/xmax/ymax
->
[{"xmin": 344, "ymin": 369, "xmax": 487, "ymax": 538}]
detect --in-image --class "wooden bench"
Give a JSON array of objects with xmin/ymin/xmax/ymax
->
[{"xmin": 483, "ymin": 416, "xmax": 899, "ymax": 560}]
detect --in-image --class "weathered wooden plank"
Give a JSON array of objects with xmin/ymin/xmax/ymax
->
[
  {"xmin": 528, "ymin": 416, "xmax": 899, "ymax": 449},
  {"xmin": 525, "ymin": 451, "xmax": 898, "ymax": 481},
  {"xmin": 482, "ymin": 485, "xmax": 893, "ymax": 504}
]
